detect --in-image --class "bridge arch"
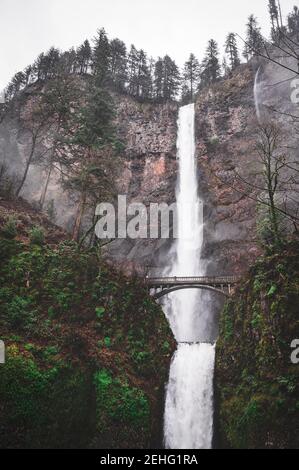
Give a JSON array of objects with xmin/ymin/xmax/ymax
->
[{"xmin": 152, "ymin": 284, "xmax": 229, "ymax": 300}]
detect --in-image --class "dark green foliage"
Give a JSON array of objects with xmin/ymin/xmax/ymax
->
[
  {"xmin": 216, "ymin": 241, "xmax": 299, "ymax": 449},
  {"xmin": 29, "ymin": 226, "xmax": 45, "ymax": 246},
  {"xmin": 154, "ymin": 55, "xmax": 181, "ymax": 102},
  {"xmin": 93, "ymin": 369, "xmax": 150, "ymax": 448},
  {"xmin": 75, "ymin": 81, "xmax": 115, "ymax": 148},
  {"xmin": 0, "ymin": 348, "xmax": 93, "ymax": 449},
  {"xmin": 1, "ymin": 217, "xmax": 17, "ymax": 239},
  {"xmin": 268, "ymin": 0, "xmax": 280, "ymax": 40},
  {"xmin": 288, "ymin": 6, "xmax": 299, "ymax": 39},
  {"xmin": 225, "ymin": 33, "xmax": 240, "ymax": 71},
  {"xmin": 0, "ymin": 232, "xmax": 174, "ymax": 448},
  {"xmin": 109, "ymin": 38, "xmax": 128, "ymax": 92},
  {"xmin": 243, "ymin": 15, "xmax": 264, "ymax": 61},
  {"xmin": 200, "ymin": 39, "xmax": 221, "ymax": 87},
  {"xmin": 182, "ymin": 53, "xmax": 200, "ymax": 103},
  {"xmin": 76, "ymin": 40, "xmax": 92, "ymax": 75},
  {"xmin": 92, "ymin": 28, "xmax": 111, "ymax": 84}
]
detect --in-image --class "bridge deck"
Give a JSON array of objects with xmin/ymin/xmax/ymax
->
[{"xmin": 145, "ymin": 275, "xmax": 239, "ymax": 287}]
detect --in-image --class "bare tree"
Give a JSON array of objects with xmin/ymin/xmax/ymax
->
[
  {"xmin": 15, "ymin": 94, "xmax": 54, "ymax": 197},
  {"xmin": 214, "ymin": 123, "xmax": 299, "ymax": 245}
]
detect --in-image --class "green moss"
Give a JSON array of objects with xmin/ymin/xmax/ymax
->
[
  {"xmin": 0, "ymin": 233, "xmax": 174, "ymax": 449},
  {"xmin": 217, "ymin": 240, "xmax": 299, "ymax": 449},
  {"xmin": 0, "ymin": 346, "xmax": 92, "ymax": 449},
  {"xmin": 93, "ymin": 369, "xmax": 150, "ymax": 448}
]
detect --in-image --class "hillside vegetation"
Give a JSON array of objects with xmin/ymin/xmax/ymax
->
[
  {"xmin": 0, "ymin": 199, "xmax": 175, "ymax": 449},
  {"xmin": 216, "ymin": 241, "xmax": 299, "ymax": 449}
]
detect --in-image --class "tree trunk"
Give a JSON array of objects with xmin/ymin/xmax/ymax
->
[
  {"xmin": 39, "ymin": 165, "xmax": 52, "ymax": 210},
  {"xmin": 72, "ymin": 192, "xmax": 86, "ymax": 241},
  {"xmin": 16, "ymin": 135, "xmax": 37, "ymax": 197}
]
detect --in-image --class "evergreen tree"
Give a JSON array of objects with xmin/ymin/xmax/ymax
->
[
  {"xmin": 201, "ymin": 40, "xmax": 221, "ymax": 86},
  {"xmin": 136, "ymin": 50, "xmax": 152, "ymax": 99},
  {"xmin": 182, "ymin": 53, "xmax": 200, "ymax": 102},
  {"xmin": 58, "ymin": 48, "xmax": 77, "ymax": 75},
  {"xmin": 127, "ymin": 47, "xmax": 152, "ymax": 100},
  {"xmin": 46, "ymin": 47, "xmax": 61, "ymax": 79},
  {"xmin": 24, "ymin": 66, "xmax": 33, "ymax": 87},
  {"xmin": 268, "ymin": 0, "xmax": 279, "ymax": 28},
  {"xmin": 4, "ymin": 72, "xmax": 26, "ymax": 101},
  {"xmin": 222, "ymin": 57, "xmax": 230, "ymax": 78},
  {"xmin": 243, "ymin": 15, "xmax": 264, "ymax": 61},
  {"xmin": 33, "ymin": 53, "xmax": 47, "ymax": 81},
  {"xmin": 127, "ymin": 45, "xmax": 139, "ymax": 96},
  {"xmin": 64, "ymin": 78, "xmax": 118, "ymax": 240},
  {"xmin": 109, "ymin": 38, "xmax": 128, "ymax": 92},
  {"xmin": 162, "ymin": 55, "xmax": 180, "ymax": 101},
  {"xmin": 37, "ymin": 77, "xmax": 82, "ymax": 209},
  {"xmin": 148, "ymin": 56, "xmax": 155, "ymax": 99},
  {"xmin": 288, "ymin": 6, "xmax": 299, "ymax": 39},
  {"xmin": 154, "ymin": 57, "xmax": 164, "ymax": 100},
  {"xmin": 76, "ymin": 40, "xmax": 92, "ymax": 75},
  {"xmin": 225, "ymin": 33, "xmax": 240, "ymax": 71},
  {"xmin": 92, "ymin": 28, "xmax": 111, "ymax": 84},
  {"xmin": 268, "ymin": 0, "xmax": 280, "ymax": 40},
  {"xmin": 32, "ymin": 48, "xmax": 61, "ymax": 81}
]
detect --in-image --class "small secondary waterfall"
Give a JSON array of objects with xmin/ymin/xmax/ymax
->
[
  {"xmin": 254, "ymin": 66, "xmax": 262, "ymax": 124},
  {"xmin": 163, "ymin": 104, "xmax": 215, "ymax": 449}
]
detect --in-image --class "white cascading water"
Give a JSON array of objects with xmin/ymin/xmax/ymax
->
[
  {"xmin": 163, "ymin": 103, "xmax": 216, "ymax": 450},
  {"xmin": 254, "ymin": 66, "xmax": 262, "ymax": 124}
]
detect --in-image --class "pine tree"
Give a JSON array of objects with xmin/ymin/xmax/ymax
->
[
  {"xmin": 109, "ymin": 38, "xmax": 128, "ymax": 92},
  {"xmin": 127, "ymin": 48, "xmax": 152, "ymax": 100},
  {"xmin": 24, "ymin": 66, "xmax": 33, "ymax": 87},
  {"xmin": 32, "ymin": 48, "xmax": 61, "ymax": 81},
  {"xmin": 64, "ymin": 78, "xmax": 117, "ymax": 240},
  {"xmin": 182, "ymin": 53, "xmax": 200, "ymax": 102},
  {"xmin": 76, "ymin": 40, "xmax": 92, "ymax": 75},
  {"xmin": 92, "ymin": 28, "xmax": 111, "ymax": 84},
  {"xmin": 4, "ymin": 72, "xmax": 26, "ymax": 101},
  {"xmin": 162, "ymin": 55, "xmax": 180, "ymax": 101},
  {"xmin": 59, "ymin": 48, "xmax": 77, "ymax": 75},
  {"xmin": 154, "ymin": 57, "xmax": 164, "ymax": 100},
  {"xmin": 243, "ymin": 15, "xmax": 264, "ymax": 61},
  {"xmin": 38, "ymin": 77, "xmax": 82, "ymax": 209},
  {"xmin": 268, "ymin": 0, "xmax": 280, "ymax": 41},
  {"xmin": 46, "ymin": 47, "xmax": 61, "ymax": 79},
  {"xmin": 154, "ymin": 56, "xmax": 180, "ymax": 101},
  {"xmin": 222, "ymin": 57, "xmax": 230, "ymax": 78},
  {"xmin": 225, "ymin": 33, "xmax": 240, "ymax": 71},
  {"xmin": 201, "ymin": 40, "xmax": 221, "ymax": 86},
  {"xmin": 268, "ymin": 0, "xmax": 279, "ymax": 27},
  {"xmin": 127, "ymin": 45, "xmax": 139, "ymax": 96},
  {"xmin": 148, "ymin": 56, "xmax": 155, "ymax": 99},
  {"xmin": 288, "ymin": 6, "xmax": 299, "ymax": 39}
]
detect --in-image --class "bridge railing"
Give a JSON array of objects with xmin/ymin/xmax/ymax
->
[{"xmin": 145, "ymin": 275, "xmax": 240, "ymax": 286}]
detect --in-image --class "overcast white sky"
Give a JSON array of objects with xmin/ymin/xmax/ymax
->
[{"xmin": 0, "ymin": 0, "xmax": 297, "ymax": 91}]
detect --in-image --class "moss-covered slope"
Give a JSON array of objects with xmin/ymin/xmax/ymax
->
[
  {"xmin": 0, "ymin": 201, "xmax": 175, "ymax": 449},
  {"xmin": 216, "ymin": 241, "xmax": 299, "ymax": 449}
]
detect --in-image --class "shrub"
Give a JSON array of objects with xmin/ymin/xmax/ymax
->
[
  {"xmin": 29, "ymin": 226, "xmax": 44, "ymax": 246},
  {"xmin": 1, "ymin": 217, "xmax": 17, "ymax": 239}
]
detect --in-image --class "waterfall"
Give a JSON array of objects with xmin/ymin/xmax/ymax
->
[
  {"xmin": 163, "ymin": 103, "xmax": 216, "ymax": 450},
  {"xmin": 254, "ymin": 66, "xmax": 262, "ymax": 124}
]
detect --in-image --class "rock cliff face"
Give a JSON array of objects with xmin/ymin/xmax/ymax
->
[
  {"xmin": 0, "ymin": 92, "xmax": 179, "ymax": 273},
  {"xmin": 194, "ymin": 65, "xmax": 261, "ymax": 277},
  {"xmin": 104, "ymin": 95, "xmax": 179, "ymax": 272},
  {"xmin": 1, "ymin": 62, "xmax": 297, "ymax": 278}
]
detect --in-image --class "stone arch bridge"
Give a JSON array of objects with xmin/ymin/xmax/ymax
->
[{"xmin": 145, "ymin": 275, "xmax": 239, "ymax": 300}]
